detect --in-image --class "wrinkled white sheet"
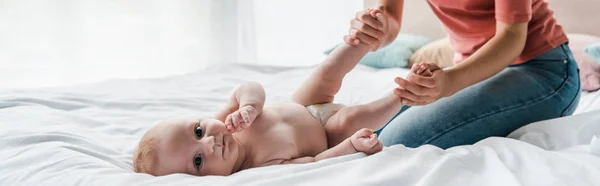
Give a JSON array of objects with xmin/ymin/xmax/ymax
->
[{"xmin": 0, "ymin": 64, "xmax": 599, "ymax": 186}]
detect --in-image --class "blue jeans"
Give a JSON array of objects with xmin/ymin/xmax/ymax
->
[{"xmin": 378, "ymin": 43, "xmax": 581, "ymax": 149}]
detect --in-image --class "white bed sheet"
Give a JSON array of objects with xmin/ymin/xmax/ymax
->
[{"xmin": 0, "ymin": 64, "xmax": 599, "ymax": 186}]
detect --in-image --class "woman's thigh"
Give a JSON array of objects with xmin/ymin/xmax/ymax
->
[{"xmin": 378, "ymin": 44, "xmax": 581, "ymax": 149}]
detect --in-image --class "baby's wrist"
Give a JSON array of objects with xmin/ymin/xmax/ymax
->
[{"xmin": 347, "ymin": 138, "xmax": 361, "ymax": 154}]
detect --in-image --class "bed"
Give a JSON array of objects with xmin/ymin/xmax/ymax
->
[
  {"xmin": 1, "ymin": 64, "xmax": 600, "ymax": 186},
  {"xmin": 2, "ymin": 1, "xmax": 600, "ymax": 186}
]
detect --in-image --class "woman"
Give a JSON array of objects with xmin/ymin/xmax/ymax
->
[{"xmin": 346, "ymin": 0, "xmax": 580, "ymax": 149}]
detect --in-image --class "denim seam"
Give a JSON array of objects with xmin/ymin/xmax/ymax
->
[
  {"xmin": 560, "ymin": 74, "xmax": 580, "ymax": 116},
  {"xmin": 421, "ymin": 61, "xmax": 572, "ymax": 145},
  {"xmin": 559, "ymin": 45, "xmax": 581, "ymax": 116}
]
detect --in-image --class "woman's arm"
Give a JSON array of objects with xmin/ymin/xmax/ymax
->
[
  {"xmin": 443, "ymin": 22, "xmax": 528, "ymax": 96},
  {"xmin": 393, "ymin": 21, "xmax": 528, "ymax": 105},
  {"xmin": 375, "ymin": 0, "xmax": 403, "ymax": 47}
]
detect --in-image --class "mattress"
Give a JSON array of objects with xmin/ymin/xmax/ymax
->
[{"xmin": 0, "ymin": 64, "xmax": 599, "ymax": 186}]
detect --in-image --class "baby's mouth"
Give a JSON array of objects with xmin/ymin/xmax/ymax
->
[{"xmin": 221, "ymin": 135, "xmax": 226, "ymax": 158}]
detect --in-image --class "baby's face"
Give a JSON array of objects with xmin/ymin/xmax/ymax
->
[{"xmin": 143, "ymin": 118, "xmax": 240, "ymax": 176}]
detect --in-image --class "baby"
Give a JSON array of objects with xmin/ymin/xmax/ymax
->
[{"xmin": 133, "ymin": 8, "xmax": 432, "ymax": 176}]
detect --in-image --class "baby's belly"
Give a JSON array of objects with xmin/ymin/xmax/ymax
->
[
  {"xmin": 266, "ymin": 103, "xmax": 329, "ymax": 157},
  {"xmin": 286, "ymin": 103, "xmax": 328, "ymax": 156}
]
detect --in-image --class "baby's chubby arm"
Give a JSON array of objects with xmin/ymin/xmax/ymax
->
[
  {"xmin": 214, "ymin": 82, "xmax": 265, "ymax": 132},
  {"xmin": 263, "ymin": 129, "xmax": 382, "ymax": 165}
]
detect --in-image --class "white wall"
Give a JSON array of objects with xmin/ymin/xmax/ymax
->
[
  {"xmin": 0, "ymin": 0, "xmax": 215, "ymax": 90},
  {"xmin": 0, "ymin": 0, "xmax": 364, "ymax": 90},
  {"xmin": 253, "ymin": 0, "xmax": 363, "ymax": 66}
]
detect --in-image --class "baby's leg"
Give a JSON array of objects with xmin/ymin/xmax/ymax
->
[
  {"xmin": 324, "ymin": 94, "xmax": 402, "ymax": 147},
  {"xmin": 291, "ymin": 10, "xmax": 383, "ymax": 106},
  {"xmin": 324, "ymin": 63, "xmax": 434, "ymax": 147},
  {"xmin": 291, "ymin": 43, "xmax": 372, "ymax": 106}
]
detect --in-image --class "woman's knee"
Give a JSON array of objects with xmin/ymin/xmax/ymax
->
[{"xmin": 378, "ymin": 112, "xmax": 446, "ymax": 148}]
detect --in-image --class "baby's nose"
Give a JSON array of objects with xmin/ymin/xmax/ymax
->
[{"xmin": 200, "ymin": 136, "xmax": 216, "ymax": 154}]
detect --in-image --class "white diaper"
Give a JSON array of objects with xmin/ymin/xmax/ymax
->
[{"xmin": 306, "ymin": 103, "xmax": 346, "ymax": 126}]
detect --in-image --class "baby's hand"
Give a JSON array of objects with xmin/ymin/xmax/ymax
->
[
  {"xmin": 224, "ymin": 105, "xmax": 258, "ymax": 132},
  {"xmin": 350, "ymin": 128, "xmax": 383, "ymax": 155}
]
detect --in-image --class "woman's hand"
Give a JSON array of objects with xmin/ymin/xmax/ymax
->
[
  {"xmin": 343, "ymin": 6, "xmax": 387, "ymax": 51},
  {"xmin": 344, "ymin": 5, "xmax": 400, "ymax": 51},
  {"xmin": 393, "ymin": 63, "xmax": 452, "ymax": 106}
]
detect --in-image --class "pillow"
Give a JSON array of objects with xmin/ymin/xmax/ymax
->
[
  {"xmin": 585, "ymin": 43, "xmax": 600, "ymax": 64},
  {"xmin": 567, "ymin": 33, "xmax": 600, "ymax": 92},
  {"xmin": 324, "ymin": 34, "xmax": 432, "ymax": 68},
  {"xmin": 408, "ymin": 37, "xmax": 455, "ymax": 69}
]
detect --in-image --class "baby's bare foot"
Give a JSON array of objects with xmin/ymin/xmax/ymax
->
[
  {"xmin": 350, "ymin": 128, "xmax": 383, "ymax": 155},
  {"xmin": 416, "ymin": 63, "xmax": 433, "ymax": 76}
]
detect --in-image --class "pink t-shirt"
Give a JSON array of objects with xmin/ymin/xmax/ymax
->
[{"xmin": 427, "ymin": 0, "xmax": 569, "ymax": 65}]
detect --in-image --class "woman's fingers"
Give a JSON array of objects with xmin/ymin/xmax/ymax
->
[
  {"xmin": 369, "ymin": 9, "xmax": 387, "ymax": 28},
  {"xmin": 395, "ymin": 77, "xmax": 435, "ymax": 95},
  {"xmin": 345, "ymin": 7, "xmax": 388, "ymax": 50},
  {"xmin": 393, "ymin": 88, "xmax": 419, "ymax": 102},
  {"xmin": 398, "ymin": 98, "xmax": 428, "ymax": 106},
  {"xmin": 349, "ymin": 28, "xmax": 379, "ymax": 45},
  {"xmin": 344, "ymin": 35, "xmax": 360, "ymax": 45},
  {"xmin": 408, "ymin": 74, "xmax": 436, "ymax": 88},
  {"xmin": 423, "ymin": 62, "xmax": 442, "ymax": 72},
  {"xmin": 394, "ymin": 88, "xmax": 434, "ymax": 104},
  {"xmin": 355, "ymin": 10, "xmax": 384, "ymax": 30},
  {"xmin": 375, "ymin": 4, "xmax": 385, "ymax": 12},
  {"xmin": 350, "ymin": 18, "xmax": 385, "ymax": 40}
]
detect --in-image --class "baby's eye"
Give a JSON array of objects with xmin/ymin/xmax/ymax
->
[
  {"xmin": 193, "ymin": 154, "xmax": 203, "ymax": 169},
  {"xmin": 195, "ymin": 126, "xmax": 203, "ymax": 138}
]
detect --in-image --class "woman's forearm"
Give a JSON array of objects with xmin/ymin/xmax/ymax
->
[
  {"xmin": 376, "ymin": 0, "xmax": 404, "ymax": 24},
  {"xmin": 375, "ymin": 0, "xmax": 403, "ymax": 46},
  {"xmin": 445, "ymin": 22, "xmax": 528, "ymax": 96}
]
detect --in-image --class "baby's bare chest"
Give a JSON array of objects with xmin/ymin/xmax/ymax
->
[{"xmin": 242, "ymin": 103, "xmax": 329, "ymax": 165}]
